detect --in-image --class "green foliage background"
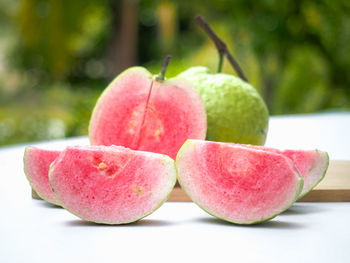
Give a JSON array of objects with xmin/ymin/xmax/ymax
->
[{"xmin": 0, "ymin": 0, "xmax": 349, "ymax": 146}]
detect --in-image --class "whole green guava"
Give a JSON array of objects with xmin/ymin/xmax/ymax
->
[{"xmin": 177, "ymin": 66, "xmax": 269, "ymax": 145}]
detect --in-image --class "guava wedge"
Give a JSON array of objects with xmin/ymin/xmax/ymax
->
[
  {"xmin": 49, "ymin": 145, "xmax": 177, "ymax": 224},
  {"xmin": 89, "ymin": 67, "xmax": 207, "ymax": 159},
  {"xmin": 176, "ymin": 140, "xmax": 303, "ymax": 224},
  {"xmin": 239, "ymin": 144, "xmax": 329, "ymax": 198},
  {"xmin": 23, "ymin": 147, "xmax": 61, "ymax": 206},
  {"xmin": 281, "ymin": 149, "xmax": 328, "ymax": 197}
]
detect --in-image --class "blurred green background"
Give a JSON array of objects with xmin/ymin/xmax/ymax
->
[{"xmin": 0, "ymin": 0, "xmax": 349, "ymax": 146}]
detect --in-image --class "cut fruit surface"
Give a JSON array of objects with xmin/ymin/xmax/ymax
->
[
  {"xmin": 176, "ymin": 140, "xmax": 303, "ymax": 224},
  {"xmin": 23, "ymin": 147, "xmax": 60, "ymax": 206},
  {"xmin": 49, "ymin": 145, "xmax": 177, "ymax": 224},
  {"xmin": 239, "ymin": 144, "xmax": 329, "ymax": 197},
  {"xmin": 89, "ymin": 67, "xmax": 207, "ymax": 159},
  {"xmin": 280, "ymin": 149, "xmax": 328, "ymax": 197}
]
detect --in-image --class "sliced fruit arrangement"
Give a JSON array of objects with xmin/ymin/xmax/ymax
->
[
  {"xmin": 22, "ymin": 15, "xmax": 331, "ymax": 226},
  {"xmin": 49, "ymin": 145, "xmax": 176, "ymax": 224},
  {"xmin": 23, "ymin": 147, "xmax": 61, "ymax": 206},
  {"xmin": 23, "ymin": 141, "xmax": 328, "ymax": 225},
  {"xmin": 176, "ymin": 139, "xmax": 305, "ymax": 224},
  {"xmin": 89, "ymin": 56, "xmax": 207, "ymax": 159}
]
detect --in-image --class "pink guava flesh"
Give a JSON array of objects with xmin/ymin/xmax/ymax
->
[
  {"xmin": 281, "ymin": 149, "xmax": 328, "ymax": 197},
  {"xmin": 176, "ymin": 140, "xmax": 303, "ymax": 224},
  {"xmin": 89, "ymin": 67, "xmax": 207, "ymax": 159},
  {"xmin": 23, "ymin": 147, "xmax": 61, "ymax": 205},
  {"xmin": 237, "ymin": 145, "xmax": 329, "ymax": 197},
  {"xmin": 49, "ymin": 145, "xmax": 176, "ymax": 224}
]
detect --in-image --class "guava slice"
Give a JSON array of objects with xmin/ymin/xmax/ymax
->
[
  {"xmin": 49, "ymin": 145, "xmax": 177, "ymax": 224},
  {"xmin": 89, "ymin": 67, "xmax": 207, "ymax": 159},
  {"xmin": 176, "ymin": 140, "xmax": 304, "ymax": 224},
  {"xmin": 239, "ymin": 145, "xmax": 329, "ymax": 198},
  {"xmin": 23, "ymin": 147, "xmax": 61, "ymax": 206},
  {"xmin": 282, "ymin": 149, "xmax": 329, "ymax": 197}
]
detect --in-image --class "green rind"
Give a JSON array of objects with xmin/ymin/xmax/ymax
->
[
  {"xmin": 298, "ymin": 150, "xmax": 329, "ymax": 199},
  {"xmin": 49, "ymin": 155, "xmax": 177, "ymax": 225},
  {"xmin": 88, "ymin": 66, "xmax": 153, "ymax": 145},
  {"xmin": 178, "ymin": 67, "xmax": 269, "ymax": 145},
  {"xmin": 176, "ymin": 140, "xmax": 304, "ymax": 225},
  {"xmin": 23, "ymin": 147, "xmax": 60, "ymax": 206}
]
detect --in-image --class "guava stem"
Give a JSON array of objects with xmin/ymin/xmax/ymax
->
[
  {"xmin": 156, "ymin": 55, "xmax": 172, "ymax": 81},
  {"xmin": 195, "ymin": 15, "xmax": 249, "ymax": 82},
  {"xmin": 217, "ymin": 53, "xmax": 224, "ymax": 73}
]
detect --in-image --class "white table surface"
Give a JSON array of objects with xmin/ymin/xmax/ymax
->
[{"xmin": 1, "ymin": 112, "xmax": 350, "ymax": 263}]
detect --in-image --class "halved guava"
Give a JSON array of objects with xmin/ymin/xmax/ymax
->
[
  {"xmin": 89, "ymin": 67, "xmax": 207, "ymax": 159},
  {"xmin": 176, "ymin": 140, "xmax": 304, "ymax": 224},
  {"xmin": 49, "ymin": 145, "xmax": 177, "ymax": 224},
  {"xmin": 239, "ymin": 145, "xmax": 329, "ymax": 198},
  {"xmin": 23, "ymin": 147, "xmax": 61, "ymax": 206}
]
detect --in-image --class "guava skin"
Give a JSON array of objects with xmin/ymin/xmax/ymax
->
[{"xmin": 178, "ymin": 67, "xmax": 269, "ymax": 145}]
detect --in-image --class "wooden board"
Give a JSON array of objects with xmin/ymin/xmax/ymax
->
[{"xmin": 32, "ymin": 160, "xmax": 350, "ymax": 202}]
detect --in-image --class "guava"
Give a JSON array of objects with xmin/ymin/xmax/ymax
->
[
  {"xmin": 89, "ymin": 59, "xmax": 207, "ymax": 159},
  {"xmin": 177, "ymin": 67, "xmax": 269, "ymax": 145},
  {"xmin": 49, "ymin": 145, "xmax": 177, "ymax": 224},
  {"xmin": 239, "ymin": 144, "xmax": 329, "ymax": 198},
  {"xmin": 176, "ymin": 139, "xmax": 303, "ymax": 224},
  {"xmin": 281, "ymin": 149, "xmax": 328, "ymax": 197},
  {"xmin": 23, "ymin": 147, "xmax": 61, "ymax": 206}
]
